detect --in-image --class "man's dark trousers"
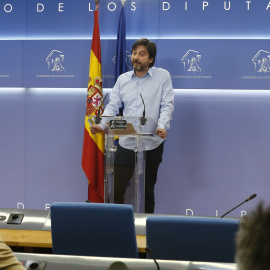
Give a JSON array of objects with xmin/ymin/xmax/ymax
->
[{"xmin": 113, "ymin": 142, "xmax": 164, "ymax": 213}]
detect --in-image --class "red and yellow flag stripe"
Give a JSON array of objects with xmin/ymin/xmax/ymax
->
[{"xmin": 82, "ymin": 8, "xmax": 104, "ymax": 203}]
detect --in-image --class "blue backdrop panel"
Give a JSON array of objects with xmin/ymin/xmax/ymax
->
[
  {"xmin": 23, "ymin": 39, "xmax": 135, "ymax": 89},
  {"xmin": 22, "ymin": 39, "xmax": 138, "ymax": 89},
  {"xmin": 2, "ymin": 0, "xmax": 270, "ymax": 39},
  {"xmin": 0, "ymin": 88, "xmax": 268, "ymax": 214},
  {"xmin": 156, "ymin": 90, "xmax": 270, "ymax": 215},
  {"xmin": 124, "ymin": 0, "xmax": 159, "ymax": 39},
  {"xmin": 1, "ymin": 0, "xmax": 270, "ymax": 214},
  {"xmin": 25, "ymin": 0, "xmax": 159, "ymax": 39},
  {"xmin": 0, "ymin": 0, "xmax": 26, "ymax": 39},
  {"xmin": 0, "ymin": 41, "xmax": 23, "ymax": 87},
  {"xmin": 157, "ymin": 39, "xmax": 270, "ymax": 90},
  {"xmin": 0, "ymin": 89, "xmax": 26, "ymax": 208},
  {"xmin": 26, "ymin": 0, "xmax": 92, "ymax": 39},
  {"xmin": 23, "ymin": 40, "xmax": 90, "ymax": 88},
  {"xmin": 159, "ymin": 0, "xmax": 270, "ymax": 38},
  {"xmin": 25, "ymin": 89, "xmax": 88, "ymax": 209},
  {"xmin": 100, "ymin": 40, "xmax": 117, "ymax": 88},
  {"xmin": 99, "ymin": 0, "xmax": 159, "ymax": 39}
]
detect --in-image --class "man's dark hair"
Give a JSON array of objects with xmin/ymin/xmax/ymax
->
[
  {"xmin": 131, "ymin": 38, "xmax": 156, "ymax": 68},
  {"xmin": 236, "ymin": 202, "xmax": 270, "ymax": 270}
]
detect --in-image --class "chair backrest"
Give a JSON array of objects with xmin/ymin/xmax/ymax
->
[
  {"xmin": 51, "ymin": 202, "xmax": 138, "ymax": 258},
  {"xmin": 146, "ymin": 216, "xmax": 239, "ymax": 262}
]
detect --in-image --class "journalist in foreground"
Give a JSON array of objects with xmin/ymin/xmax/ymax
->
[
  {"xmin": 236, "ymin": 203, "xmax": 270, "ymax": 270},
  {"xmin": 0, "ymin": 239, "xmax": 25, "ymax": 269}
]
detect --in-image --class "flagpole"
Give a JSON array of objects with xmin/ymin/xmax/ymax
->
[{"xmin": 95, "ymin": 0, "xmax": 100, "ymax": 10}]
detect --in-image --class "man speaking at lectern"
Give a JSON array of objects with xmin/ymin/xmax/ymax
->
[{"xmin": 90, "ymin": 38, "xmax": 174, "ymax": 213}]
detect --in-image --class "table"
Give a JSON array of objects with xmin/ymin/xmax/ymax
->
[{"xmin": 0, "ymin": 229, "xmax": 147, "ymax": 253}]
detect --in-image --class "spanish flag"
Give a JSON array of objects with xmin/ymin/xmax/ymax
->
[{"xmin": 82, "ymin": 3, "xmax": 104, "ymax": 203}]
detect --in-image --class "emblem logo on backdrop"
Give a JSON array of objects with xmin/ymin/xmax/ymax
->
[
  {"xmin": 181, "ymin": 50, "xmax": 202, "ymax": 72},
  {"xmin": 103, "ymin": 51, "xmax": 132, "ymax": 84},
  {"xmin": 170, "ymin": 47, "xmax": 211, "ymax": 83},
  {"xmin": 35, "ymin": 48, "xmax": 75, "ymax": 81},
  {"xmin": 252, "ymin": 50, "xmax": 270, "ymax": 73},
  {"xmin": 241, "ymin": 49, "xmax": 270, "ymax": 82},
  {"xmin": 112, "ymin": 51, "xmax": 132, "ymax": 71},
  {"xmin": 46, "ymin": 50, "xmax": 65, "ymax": 72}
]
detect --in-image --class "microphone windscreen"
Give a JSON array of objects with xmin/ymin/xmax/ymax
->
[{"xmin": 248, "ymin": 193, "xmax": 257, "ymax": 200}]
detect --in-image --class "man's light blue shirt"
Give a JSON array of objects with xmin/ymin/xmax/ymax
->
[{"xmin": 101, "ymin": 67, "xmax": 174, "ymax": 150}]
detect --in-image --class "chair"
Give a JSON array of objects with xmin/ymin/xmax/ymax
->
[
  {"xmin": 50, "ymin": 202, "xmax": 138, "ymax": 258},
  {"xmin": 146, "ymin": 216, "xmax": 239, "ymax": 262}
]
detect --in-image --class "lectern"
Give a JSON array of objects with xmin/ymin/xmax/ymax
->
[{"xmin": 88, "ymin": 116, "xmax": 158, "ymax": 213}]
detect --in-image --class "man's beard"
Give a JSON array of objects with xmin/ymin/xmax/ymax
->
[{"xmin": 132, "ymin": 60, "xmax": 147, "ymax": 71}]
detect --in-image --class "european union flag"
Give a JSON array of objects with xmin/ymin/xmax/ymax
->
[
  {"xmin": 114, "ymin": 3, "xmax": 127, "ymax": 145},
  {"xmin": 114, "ymin": 3, "xmax": 127, "ymax": 83}
]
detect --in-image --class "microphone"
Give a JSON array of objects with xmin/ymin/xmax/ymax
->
[
  {"xmin": 140, "ymin": 93, "xmax": 147, "ymax": 125},
  {"xmin": 220, "ymin": 193, "xmax": 257, "ymax": 218},
  {"xmin": 94, "ymin": 93, "xmax": 108, "ymax": 124},
  {"xmin": 145, "ymin": 246, "xmax": 160, "ymax": 270}
]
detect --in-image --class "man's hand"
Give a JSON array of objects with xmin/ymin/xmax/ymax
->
[
  {"xmin": 90, "ymin": 125, "xmax": 103, "ymax": 135},
  {"xmin": 156, "ymin": 128, "xmax": 167, "ymax": 139}
]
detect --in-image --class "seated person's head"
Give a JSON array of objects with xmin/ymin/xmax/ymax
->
[{"xmin": 236, "ymin": 203, "xmax": 270, "ymax": 270}]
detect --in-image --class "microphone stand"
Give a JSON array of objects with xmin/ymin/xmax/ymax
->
[
  {"xmin": 220, "ymin": 193, "xmax": 257, "ymax": 218},
  {"xmin": 140, "ymin": 93, "xmax": 147, "ymax": 125},
  {"xmin": 145, "ymin": 247, "xmax": 160, "ymax": 270}
]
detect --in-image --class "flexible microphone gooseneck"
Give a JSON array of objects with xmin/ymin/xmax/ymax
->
[
  {"xmin": 94, "ymin": 93, "xmax": 108, "ymax": 124},
  {"xmin": 220, "ymin": 193, "xmax": 257, "ymax": 218},
  {"xmin": 140, "ymin": 93, "xmax": 147, "ymax": 125},
  {"xmin": 145, "ymin": 246, "xmax": 160, "ymax": 270}
]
